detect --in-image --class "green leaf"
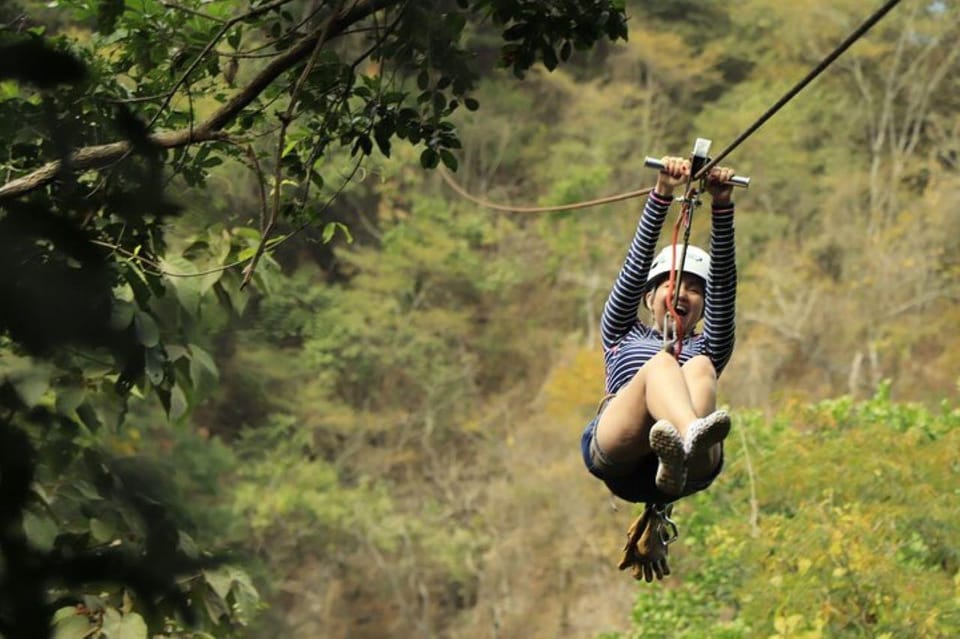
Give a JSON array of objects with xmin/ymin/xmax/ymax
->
[
  {"xmin": 444, "ymin": 11, "xmax": 466, "ymax": 36},
  {"xmin": 236, "ymin": 246, "xmax": 257, "ymax": 263},
  {"xmin": 432, "ymin": 91, "xmax": 446, "ymax": 115},
  {"xmin": 373, "ymin": 124, "xmax": 392, "ymax": 157},
  {"xmin": 0, "ymin": 352, "xmax": 51, "ymax": 408},
  {"xmin": 321, "ymin": 223, "xmax": 336, "ymax": 243},
  {"xmin": 357, "ymin": 135, "xmax": 372, "ymax": 156},
  {"xmin": 542, "ymin": 45, "xmax": 558, "ymax": 71},
  {"xmin": 207, "ymin": 227, "xmax": 232, "ymax": 265},
  {"xmin": 70, "ymin": 480, "xmax": 103, "ymax": 501},
  {"xmin": 55, "ymin": 385, "xmax": 86, "ymax": 415},
  {"xmin": 100, "ymin": 607, "xmax": 147, "ymax": 639},
  {"xmin": 31, "ymin": 483, "xmax": 52, "ymax": 505},
  {"xmin": 464, "ymin": 97, "xmax": 479, "ymax": 111},
  {"xmin": 161, "ymin": 256, "xmax": 202, "ymax": 314},
  {"xmin": 53, "ymin": 607, "xmax": 79, "ymax": 624},
  {"xmin": 229, "ymin": 568, "xmax": 261, "ymax": 623},
  {"xmin": 76, "ymin": 402, "xmax": 100, "ymax": 432},
  {"xmin": 227, "ymin": 27, "xmax": 242, "ymax": 50},
  {"xmin": 10, "ymin": 367, "xmax": 50, "ymax": 407},
  {"xmin": 52, "ymin": 611, "xmax": 93, "ymax": 639},
  {"xmin": 166, "ymin": 344, "xmax": 189, "ymax": 361},
  {"xmin": 168, "ymin": 385, "xmax": 188, "ymax": 421},
  {"xmin": 200, "ymin": 585, "xmax": 230, "ymax": 624},
  {"xmin": 0, "ymin": 80, "xmax": 21, "ymax": 101},
  {"xmin": 23, "ymin": 511, "xmax": 58, "ymax": 552},
  {"xmin": 216, "ymin": 274, "xmax": 249, "ymax": 316},
  {"xmin": 420, "ymin": 148, "xmax": 439, "ymax": 169},
  {"xmin": 89, "ymin": 517, "xmax": 115, "ymax": 543},
  {"xmin": 96, "ymin": 0, "xmax": 125, "ymax": 34},
  {"xmin": 145, "ymin": 346, "xmax": 166, "ymax": 385},
  {"xmin": 109, "ymin": 299, "xmax": 135, "ymax": 330},
  {"xmin": 133, "ymin": 311, "xmax": 159, "ymax": 347},
  {"xmin": 178, "ymin": 530, "xmax": 200, "ymax": 559},
  {"xmin": 318, "ymin": 222, "xmax": 353, "ymax": 245},
  {"xmin": 188, "ymin": 345, "xmax": 219, "ymax": 388},
  {"xmin": 503, "ymin": 23, "xmax": 527, "ymax": 41},
  {"xmin": 440, "ymin": 149, "xmax": 458, "ymax": 171},
  {"xmin": 203, "ymin": 566, "xmax": 234, "ymax": 600}
]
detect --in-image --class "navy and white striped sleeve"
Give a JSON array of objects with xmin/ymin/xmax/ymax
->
[
  {"xmin": 702, "ymin": 202, "xmax": 737, "ymax": 375},
  {"xmin": 600, "ymin": 193, "xmax": 672, "ymax": 350}
]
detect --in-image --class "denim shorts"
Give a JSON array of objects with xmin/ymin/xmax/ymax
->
[{"xmin": 580, "ymin": 401, "xmax": 724, "ymax": 504}]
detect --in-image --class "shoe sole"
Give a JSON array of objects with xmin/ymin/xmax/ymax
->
[
  {"xmin": 649, "ymin": 421, "xmax": 687, "ymax": 496},
  {"xmin": 686, "ymin": 410, "xmax": 731, "ymax": 459}
]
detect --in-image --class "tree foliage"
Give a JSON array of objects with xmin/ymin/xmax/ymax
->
[
  {"xmin": 0, "ymin": 0, "xmax": 628, "ymax": 636},
  {"xmin": 2, "ymin": 0, "xmax": 959, "ymax": 636},
  {"xmin": 606, "ymin": 386, "xmax": 960, "ymax": 638}
]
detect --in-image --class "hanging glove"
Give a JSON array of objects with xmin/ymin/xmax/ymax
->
[{"xmin": 617, "ymin": 503, "xmax": 672, "ymax": 582}]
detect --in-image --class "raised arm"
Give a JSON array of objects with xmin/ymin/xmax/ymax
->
[
  {"xmin": 701, "ymin": 167, "xmax": 737, "ymax": 375},
  {"xmin": 702, "ymin": 203, "xmax": 737, "ymax": 374},
  {"xmin": 600, "ymin": 192, "xmax": 670, "ymax": 350}
]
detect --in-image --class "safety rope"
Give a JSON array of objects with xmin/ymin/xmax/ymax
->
[
  {"xmin": 663, "ymin": 192, "xmax": 693, "ymax": 358},
  {"xmin": 662, "ymin": 139, "xmax": 711, "ymax": 359},
  {"xmin": 438, "ymin": 167, "xmax": 652, "ymax": 213}
]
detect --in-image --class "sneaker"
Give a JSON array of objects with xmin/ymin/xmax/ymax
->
[
  {"xmin": 649, "ymin": 420, "xmax": 687, "ymax": 496},
  {"xmin": 684, "ymin": 410, "xmax": 731, "ymax": 459}
]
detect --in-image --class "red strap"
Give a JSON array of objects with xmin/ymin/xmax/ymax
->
[{"xmin": 664, "ymin": 192, "xmax": 695, "ymax": 358}]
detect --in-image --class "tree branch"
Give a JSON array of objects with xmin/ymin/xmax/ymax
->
[
  {"xmin": 241, "ymin": 0, "xmax": 348, "ymax": 289},
  {"xmin": 240, "ymin": 0, "xmax": 409, "ymax": 288},
  {"xmin": 0, "ymin": 0, "xmax": 402, "ymax": 203}
]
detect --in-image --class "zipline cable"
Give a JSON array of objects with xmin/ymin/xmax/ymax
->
[
  {"xmin": 695, "ymin": 0, "xmax": 904, "ymax": 179},
  {"xmin": 442, "ymin": 0, "xmax": 905, "ymax": 212}
]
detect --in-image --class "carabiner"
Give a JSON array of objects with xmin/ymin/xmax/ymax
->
[{"xmin": 653, "ymin": 503, "xmax": 680, "ymax": 546}]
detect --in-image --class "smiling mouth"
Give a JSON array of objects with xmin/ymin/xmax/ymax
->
[{"xmin": 675, "ymin": 304, "xmax": 689, "ymax": 317}]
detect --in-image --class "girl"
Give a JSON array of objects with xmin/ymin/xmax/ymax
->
[{"xmin": 580, "ymin": 157, "xmax": 738, "ymax": 579}]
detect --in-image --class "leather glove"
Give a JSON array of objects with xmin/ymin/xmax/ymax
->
[{"xmin": 618, "ymin": 504, "xmax": 672, "ymax": 582}]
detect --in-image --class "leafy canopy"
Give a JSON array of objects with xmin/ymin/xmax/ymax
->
[{"xmin": 0, "ymin": 0, "xmax": 628, "ymax": 636}]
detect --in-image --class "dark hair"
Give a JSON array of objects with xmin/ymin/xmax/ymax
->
[{"xmin": 642, "ymin": 273, "xmax": 669, "ymax": 310}]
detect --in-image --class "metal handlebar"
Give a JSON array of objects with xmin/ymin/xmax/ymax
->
[{"xmin": 643, "ymin": 156, "xmax": 751, "ymax": 189}]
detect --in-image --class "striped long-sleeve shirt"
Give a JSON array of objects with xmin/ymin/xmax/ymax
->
[{"xmin": 600, "ymin": 192, "xmax": 737, "ymax": 394}]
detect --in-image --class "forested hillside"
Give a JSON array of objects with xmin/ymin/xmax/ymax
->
[{"xmin": 1, "ymin": 1, "xmax": 957, "ymax": 638}]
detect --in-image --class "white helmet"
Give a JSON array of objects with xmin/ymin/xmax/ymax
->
[{"xmin": 645, "ymin": 244, "xmax": 710, "ymax": 288}]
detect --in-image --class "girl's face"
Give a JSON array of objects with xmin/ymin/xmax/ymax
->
[{"xmin": 644, "ymin": 273, "xmax": 706, "ymax": 337}]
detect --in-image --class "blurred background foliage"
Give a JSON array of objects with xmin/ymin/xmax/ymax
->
[{"xmin": 0, "ymin": 0, "xmax": 958, "ymax": 637}]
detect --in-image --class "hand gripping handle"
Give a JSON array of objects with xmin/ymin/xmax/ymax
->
[{"xmin": 643, "ymin": 156, "xmax": 751, "ymax": 188}]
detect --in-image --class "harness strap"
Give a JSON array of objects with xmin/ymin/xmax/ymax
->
[{"xmin": 664, "ymin": 186, "xmax": 699, "ymax": 359}]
